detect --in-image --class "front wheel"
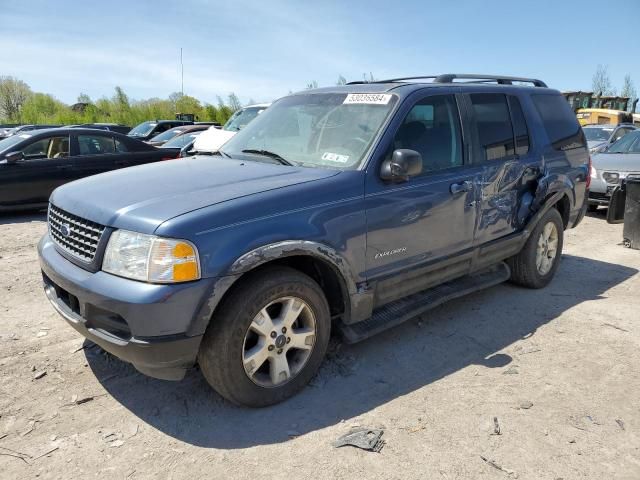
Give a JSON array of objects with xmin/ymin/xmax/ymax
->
[
  {"xmin": 507, "ymin": 207, "xmax": 564, "ymax": 289},
  {"xmin": 198, "ymin": 266, "xmax": 331, "ymax": 407}
]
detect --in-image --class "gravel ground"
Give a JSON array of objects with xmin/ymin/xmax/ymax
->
[{"xmin": 0, "ymin": 210, "xmax": 639, "ymax": 480}]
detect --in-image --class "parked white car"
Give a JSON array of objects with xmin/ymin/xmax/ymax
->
[{"xmin": 190, "ymin": 103, "xmax": 270, "ymax": 154}]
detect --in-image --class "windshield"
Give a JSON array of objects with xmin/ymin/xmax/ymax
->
[
  {"xmin": 223, "ymin": 106, "xmax": 267, "ymax": 132},
  {"xmin": 584, "ymin": 127, "xmax": 613, "ymax": 142},
  {"xmin": 128, "ymin": 121, "xmax": 157, "ymax": 137},
  {"xmin": 149, "ymin": 127, "xmax": 185, "ymax": 143},
  {"xmin": 221, "ymin": 93, "xmax": 398, "ymax": 170},
  {"xmin": 0, "ymin": 134, "xmax": 30, "ymax": 154},
  {"xmin": 608, "ymin": 131, "xmax": 640, "ymax": 153},
  {"xmin": 163, "ymin": 132, "xmax": 200, "ymax": 148}
]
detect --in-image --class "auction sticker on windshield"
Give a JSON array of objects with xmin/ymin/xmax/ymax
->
[
  {"xmin": 322, "ymin": 152, "xmax": 350, "ymax": 163},
  {"xmin": 343, "ymin": 93, "xmax": 392, "ymax": 105}
]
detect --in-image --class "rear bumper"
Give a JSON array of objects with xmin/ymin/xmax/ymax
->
[
  {"xmin": 38, "ymin": 234, "xmax": 215, "ymax": 380},
  {"xmin": 588, "ymin": 190, "xmax": 612, "ymax": 206}
]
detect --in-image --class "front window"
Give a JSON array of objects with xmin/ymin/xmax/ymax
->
[
  {"xmin": 221, "ymin": 93, "xmax": 398, "ymax": 170},
  {"xmin": 608, "ymin": 131, "xmax": 640, "ymax": 153},
  {"xmin": 0, "ymin": 134, "xmax": 30, "ymax": 155},
  {"xmin": 584, "ymin": 127, "xmax": 613, "ymax": 142},
  {"xmin": 128, "ymin": 121, "xmax": 157, "ymax": 137},
  {"xmin": 223, "ymin": 106, "xmax": 267, "ymax": 132}
]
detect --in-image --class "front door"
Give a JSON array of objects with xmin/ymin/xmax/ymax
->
[
  {"xmin": 0, "ymin": 134, "xmax": 71, "ymax": 207},
  {"xmin": 364, "ymin": 93, "xmax": 480, "ymax": 306}
]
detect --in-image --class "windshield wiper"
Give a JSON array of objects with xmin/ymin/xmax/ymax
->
[
  {"xmin": 212, "ymin": 150, "xmax": 232, "ymax": 158},
  {"xmin": 241, "ymin": 149, "xmax": 295, "ymax": 166}
]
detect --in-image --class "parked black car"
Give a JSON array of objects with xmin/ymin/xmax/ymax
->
[
  {"xmin": 70, "ymin": 123, "xmax": 131, "ymax": 135},
  {"xmin": 0, "ymin": 128, "xmax": 180, "ymax": 211},
  {"xmin": 127, "ymin": 120, "xmax": 193, "ymax": 141},
  {"xmin": 4, "ymin": 124, "xmax": 62, "ymax": 137}
]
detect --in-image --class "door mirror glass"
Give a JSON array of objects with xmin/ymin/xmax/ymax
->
[
  {"xmin": 5, "ymin": 151, "xmax": 24, "ymax": 163},
  {"xmin": 380, "ymin": 149, "xmax": 423, "ymax": 182}
]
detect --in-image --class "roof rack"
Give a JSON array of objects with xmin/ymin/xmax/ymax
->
[{"xmin": 347, "ymin": 74, "xmax": 547, "ymax": 88}]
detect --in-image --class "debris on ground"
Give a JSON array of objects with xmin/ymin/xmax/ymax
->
[
  {"xmin": 333, "ymin": 428, "xmax": 385, "ymax": 452},
  {"xmin": 62, "ymin": 394, "xmax": 106, "ymax": 407},
  {"xmin": 503, "ymin": 366, "xmax": 519, "ymax": 375},
  {"xmin": 518, "ymin": 401, "xmax": 533, "ymax": 410},
  {"xmin": 480, "ymin": 455, "xmax": 518, "ymax": 478},
  {"xmin": 602, "ymin": 323, "xmax": 629, "ymax": 333},
  {"xmin": 615, "ymin": 419, "xmax": 625, "ymax": 431},
  {"xmin": 33, "ymin": 371, "xmax": 47, "ymax": 380},
  {"xmin": 493, "ymin": 417, "xmax": 501, "ymax": 435}
]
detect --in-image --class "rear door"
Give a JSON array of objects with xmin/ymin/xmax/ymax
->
[
  {"xmin": 465, "ymin": 92, "xmax": 534, "ymax": 245},
  {"xmin": 364, "ymin": 92, "xmax": 480, "ymax": 305},
  {"xmin": 69, "ymin": 133, "xmax": 122, "ymax": 180}
]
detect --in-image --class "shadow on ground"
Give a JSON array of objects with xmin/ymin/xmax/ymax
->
[
  {"xmin": 0, "ymin": 211, "xmax": 46, "ymax": 225},
  {"xmin": 86, "ymin": 254, "xmax": 637, "ymax": 449}
]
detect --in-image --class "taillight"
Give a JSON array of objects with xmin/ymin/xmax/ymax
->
[
  {"xmin": 586, "ymin": 155, "xmax": 592, "ymax": 189},
  {"xmin": 161, "ymin": 155, "xmax": 179, "ymax": 161}
]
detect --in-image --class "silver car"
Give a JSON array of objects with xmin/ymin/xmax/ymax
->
[
  {"xmin": 589, "ymin": 130, "xmax": 640, "ymax": 210},
  {"xmin": 583, "ymin": 124, "xmax": 636, "ymax": 154}
]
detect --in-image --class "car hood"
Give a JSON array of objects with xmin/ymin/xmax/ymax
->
[
  {"xmin": 50, "ymin": 157, "xmax": 339, "ymax": 234},
  {"xmin": 592, "ymin": 152, "xmax": 640, "ymax": 172}
]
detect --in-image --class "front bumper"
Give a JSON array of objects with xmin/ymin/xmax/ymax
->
[{"xmin": 38, "ymin": 234, "xmax": 216, "ymax": 380}]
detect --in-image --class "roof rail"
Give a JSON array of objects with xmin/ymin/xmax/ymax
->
[{"xmin": 347, "ymin": 74, "xmax": 547, "ymax": 88}]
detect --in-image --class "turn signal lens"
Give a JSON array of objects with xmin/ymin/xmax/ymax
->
[{"xmin": 103, "ymin": 230, "xmax": 200, "ymax": 283}]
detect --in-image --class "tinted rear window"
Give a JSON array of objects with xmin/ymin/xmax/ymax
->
[{"xmin": 532, "ymin": 94, "xmax": 586, "ymax": 151}]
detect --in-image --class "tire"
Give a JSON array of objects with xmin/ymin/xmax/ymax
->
[
  {"xmin": 507, "ymin": 207, "xmax": 564, "ymax": 289},
  {"xmin": 198, "ymin": 266, "xmax": 331, "ymax": 407},
  {"xmin": 587, "ymin": 204, "xmax": 598, "ymax": 213}
]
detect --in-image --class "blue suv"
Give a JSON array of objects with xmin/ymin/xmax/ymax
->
[{"xmin": 38, "ymin": 74, "xmax": 590, "ymax": 407}]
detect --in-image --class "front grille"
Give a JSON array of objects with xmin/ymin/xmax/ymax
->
[{"xmin": 48, "ymin": 204, "xmax": 105, "ymax": 262}]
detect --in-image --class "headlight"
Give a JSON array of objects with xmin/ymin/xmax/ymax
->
[
  {"xmin": 590, "ymin": 167, "xmax": 598, "ymax": 179},
  {"xmin": 102, "ymin": 230, "xmax": 200, "ymax": 283},
  {"xmin": 602, "ymin": 172, "xmax": 620, "ymax": 184}
]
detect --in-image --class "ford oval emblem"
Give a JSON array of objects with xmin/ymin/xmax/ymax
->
[{"xmin": 60, "ymin": 223, "xmax": 71, "ymax": 237}]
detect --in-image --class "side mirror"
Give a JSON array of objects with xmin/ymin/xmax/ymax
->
[
  {"xmin": 380, "ymin": 149, "xmax": 423, "ymax": 182},
  {"xmin": 5, "ymin": 151, "xmax": 24, "ymax": 164}
]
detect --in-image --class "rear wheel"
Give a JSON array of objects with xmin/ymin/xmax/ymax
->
[
  {"xmin": 507, "ymin": 207, "xmax": 564, "ymax": 289},
  {"xmin": 198, "ymin": 266, "xmax": 331, "ymax": 407}
]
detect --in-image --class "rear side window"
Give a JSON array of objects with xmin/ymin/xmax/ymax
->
[
  {"xmin": 78, "ymin": 135, "xmax": 116, "ymax": 155},
  {"xmin": 470, "ymin": 93, "xmax": 515, "ymax": 161},
  {"xmin": 115, "ymin": 138, "xmax": 128, "ymax": 152},
  {"xmin": 532, "ymin": 94, "xmax": 586, "ymax": 151},
  {"xmin": 508, "ymin": 96, "xmax": 530, "ymax": 155}
]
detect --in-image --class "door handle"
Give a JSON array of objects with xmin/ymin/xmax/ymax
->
[{"xmin": 450, "ymin": 181, "xmax": 473, "ymax": 195}]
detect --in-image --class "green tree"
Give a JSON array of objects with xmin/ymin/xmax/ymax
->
[
  {"xmin": 336, "ymin": 75, "xmax": 347, "ymax": 85},
  {"xmin": 0, "ymin": 76, "xmax": 32, "ymax": 121},
  {"xmin": 306, "ymin": 80, "xmax": 318, "ymax": 89},
  {"xmin": 77, "ymin": 93, "xmax": 92, "ymax": 104}
]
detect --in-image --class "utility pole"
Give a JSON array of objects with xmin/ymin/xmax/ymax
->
[{"xmin": 180, "ymin": 48, "xmax": 184, "ymax": 97}]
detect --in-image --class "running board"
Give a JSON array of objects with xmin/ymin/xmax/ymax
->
[{"xmin": 339, "ymin": 262, "xmax": 511, "ymax": 344}]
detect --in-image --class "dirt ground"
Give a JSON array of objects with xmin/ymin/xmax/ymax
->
[{"xmin": 0, "ymin": 210, "xmax": 639, "ymax": 480}]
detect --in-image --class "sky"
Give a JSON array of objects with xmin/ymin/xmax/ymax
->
[{"xmin": 1, "ymin": 0, "xmax": 639, "ymax": 105}]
